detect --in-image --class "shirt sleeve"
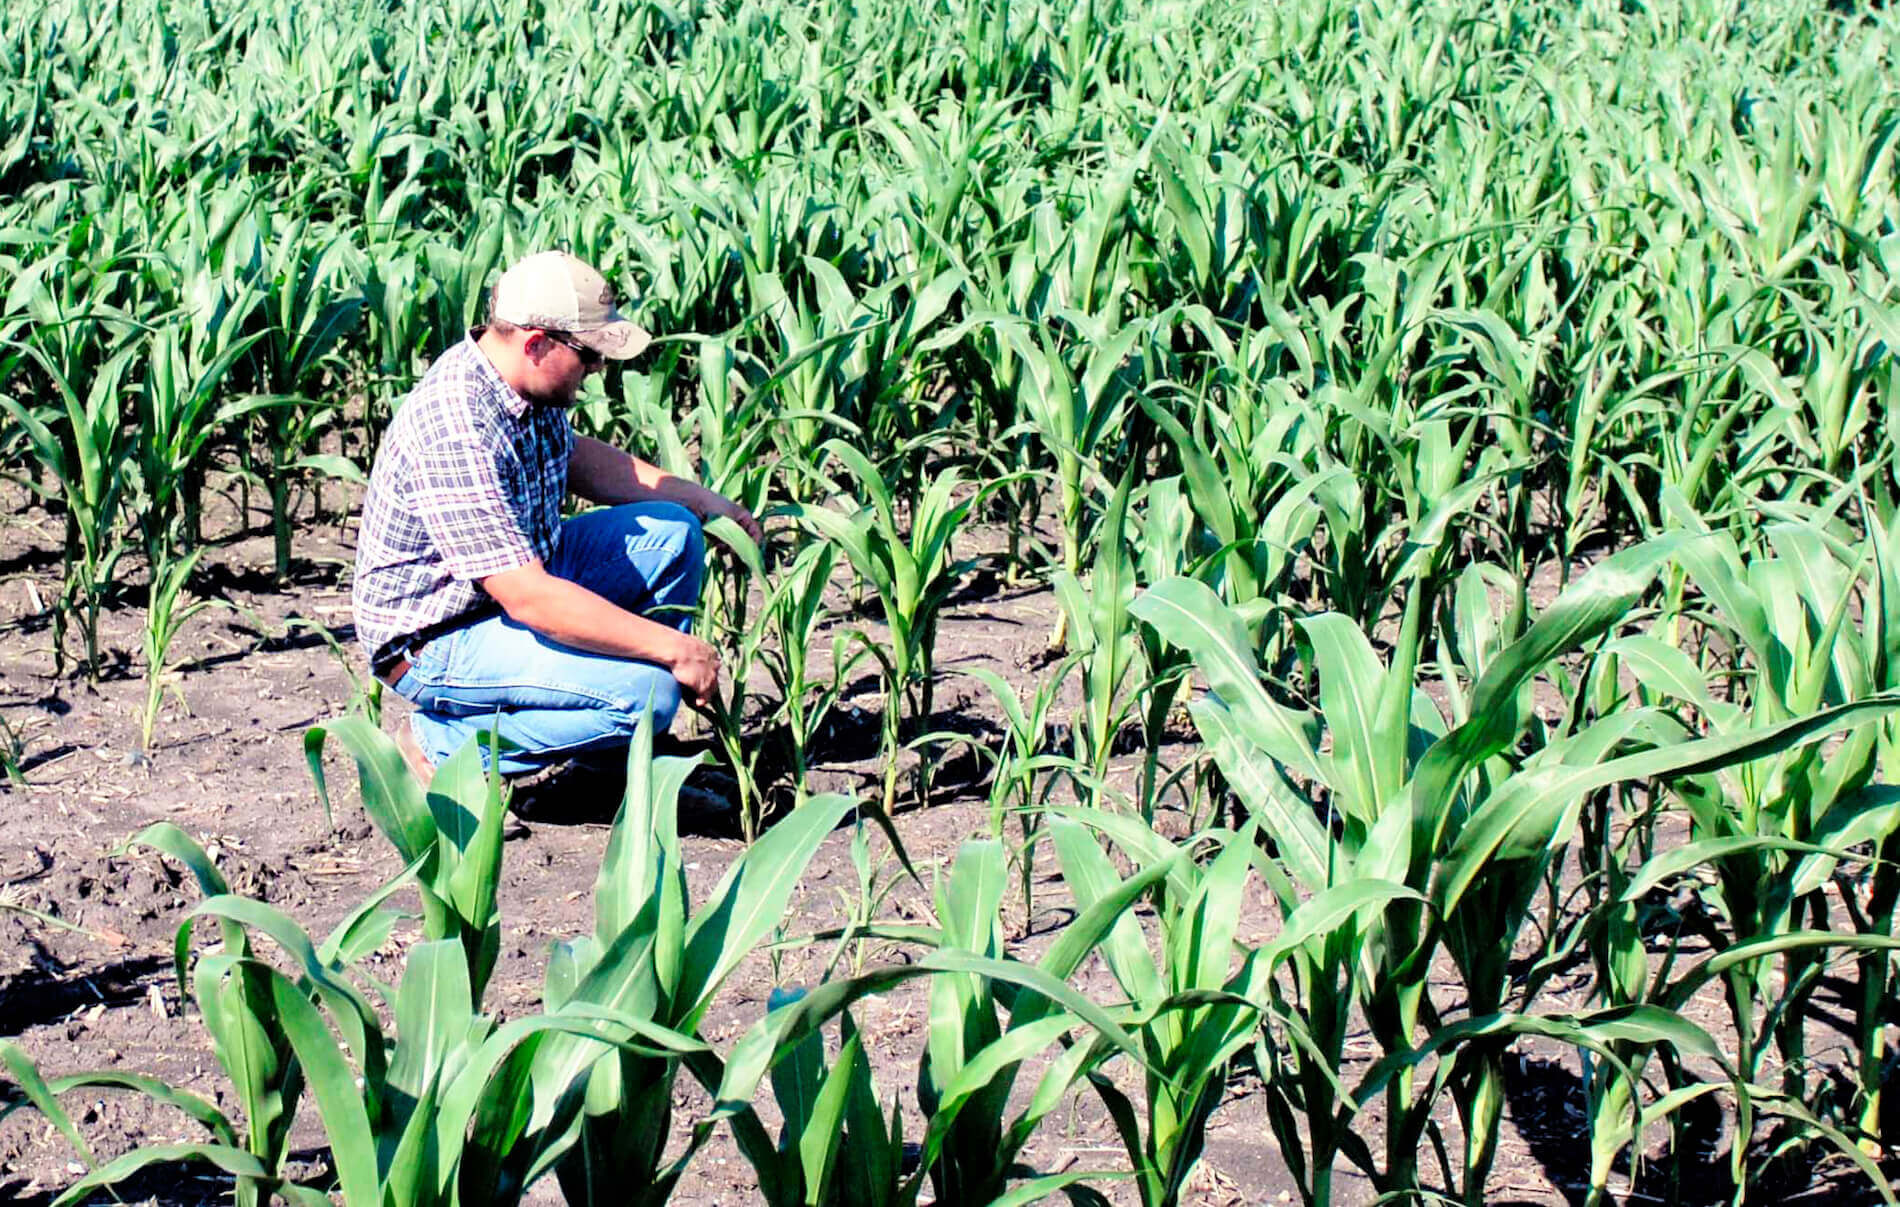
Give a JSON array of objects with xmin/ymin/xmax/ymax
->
[{"xmin": 411, "ymin": 431, "xmax": 538, "ymax": 581}]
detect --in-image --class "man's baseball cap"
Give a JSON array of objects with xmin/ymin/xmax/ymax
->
[{"xmin": 491, "ymin": 251, "xmax": 651, "ymax": 360}]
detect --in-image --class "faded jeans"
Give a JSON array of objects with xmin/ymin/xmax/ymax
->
[{"xmin": 391, "ymin": 501, "xmax": 704, "ymax": 776}]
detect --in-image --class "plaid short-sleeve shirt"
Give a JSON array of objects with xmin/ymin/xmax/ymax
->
[{"xmin": 352, "ymin": 332, "xmax": 574, "ymax": 668}]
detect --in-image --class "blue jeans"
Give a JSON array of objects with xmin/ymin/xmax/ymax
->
[{"xmin": 392, "ymin": 501, "xmax": 705, "ymax": 776}]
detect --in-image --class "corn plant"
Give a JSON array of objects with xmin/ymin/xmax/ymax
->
[
  {"xmin": 1133, "ymin": 537, "xmax": 1900, "ymax": 1204},
  {"xmin": 248, "ymin": 223, "xmax": 369, "ymax": 579},
  {"xmin": 139, "ymin": 547, "xmax": 226, "ymax": 751},
  {"xmin": 1051, "ymin": 469, "xmax": 1141, "ymax": 806},
  {"xmin": 742, "ymin": 995, "xmax": 909, "ymax": 1207},
  {"xmin": 912, "ymin": 837, "xmax": 1107, "ymax": 1205},
  {"xmin": 0, "ymin": 820, "xmax": 404, "ymax": 1207},
  {"xmin": 530, "ymin": 716, "xmax": 864, "ymax": 1206},
  {"xmin": 133, "ymin": 294, "xmax": 274, "ymax": 567},
  {"xmin": 305, "ymin": 718, "xmax": 510, "ymax": 1000},
  {"xmin": 98, "ymin": 817, "xmax": 698, "ymax": 1207},
  {"xmin": 696, "ymin": 515, "xmax": 777, "ymax": 836},
  {"xmin": 759, "ymin": 538, "xmax": 865, "ymax": 810},
  {"xmin": 995, "ymin": 314, "xmax": 1146, "ymax": 643},
  {"xmin": 0, "ymin": 713, "xmax": 23, "ymax": 786},
  {"xmin": 683, "ymin": 333, "xmax": 782, "ymax": 540},
  {"xmin": 716, "ymin": 835, "xmax": 1194, "ymax": 1205},
  {"xmin": 967, "ymin": 661, "xmax": 1080, "ymax": 925},
  {"xmin": 1610, "ymin": 503, "xmax": 1900, "ymax": 1171},
  {"xmin": 1047, "ymin": 812, "xmax": 1266, "ymax": 1207},
  {"xmin": 1133, "ymin": 336, "xmax": 1321, "ymax": 616},
  {"xmin": 0, "ymin": 331, "xmax": 142, "ymax": 678},
  {"xmin": 786, "ymin": 439, "xmax": 990, "ymax": 811},
  {"xmin": 755, "ymin": 260, "xmax": 968, "ymax": 497}
]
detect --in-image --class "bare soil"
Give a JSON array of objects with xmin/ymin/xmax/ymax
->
[{"xmin": 0, "ymin": 480, "xmax": 1884, "ymax": 1205}]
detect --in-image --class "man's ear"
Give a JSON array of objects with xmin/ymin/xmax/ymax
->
[{"xmin": 521, "ymin": 329, "xmax": 552, "ymax": 361}]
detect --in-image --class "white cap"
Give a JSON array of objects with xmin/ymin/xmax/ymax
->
[{"xmin": 491, "ymin": 251, "xmax": 651, "ymax": 359}]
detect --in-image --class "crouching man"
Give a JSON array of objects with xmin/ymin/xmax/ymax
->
[{"xmin": 351, "ymin": 250, "xmax": 760, "ymax": 779}]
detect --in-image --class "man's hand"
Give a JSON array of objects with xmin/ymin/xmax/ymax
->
[
  {"xmin": 669, "ymin": 631, "xmax": 722, "ymax": 704},
  {"xmin": 706, "ymin": 497, "xmax": 764, "ymax": 548}
]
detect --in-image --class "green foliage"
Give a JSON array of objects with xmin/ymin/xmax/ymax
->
[
  {"xmin": 306, "ymin": 718, "xmax": 510, "ymax": 1000},
  {"xmin": 785, "ymin": 439, "xmax": 992, "ymax": 811},
  {"xmin": 139, "ymin": 547, "xmax": 228, "ymax": 751},
  {"xmin": 5, "ymin": 0, "xmax": 1900, "ymax": 1202},
  {"xmin": 745, "ymin": 996, "xmax": 909, "ymax": 1207},
  {"xmin": 540, "ymin": 717, "xmax": 862, "ymax": 1206},
  {"xmin": 1134, "ymin": 545, "xmax": 1900, "ymax": 1204}
]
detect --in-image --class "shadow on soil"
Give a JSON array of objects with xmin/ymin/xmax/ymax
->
[
  {"xmin": 192, "ymin": 557, "xmax": 346, "ymax": 598},
  {"xmin": 0, "ymin": 1148, "xmax": 335, "ymax": 1207},
  {"xmin": 505, "ymin": 696, "xmax": 1005, "ymax": 840},
  {"xmin": 1504, "ymin": 1053, "xmax": 1892, "ymax": 1205},
  {"xmin": 0, "ymin": 949, "xmax": 172, "ymax": 1039}
]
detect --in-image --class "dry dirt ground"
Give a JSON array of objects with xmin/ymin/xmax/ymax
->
[{"xmin": 0, "ymin": 479, "xmax": 1886, "ymax": 1205}]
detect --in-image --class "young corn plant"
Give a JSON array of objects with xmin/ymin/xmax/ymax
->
[
  {"xmin": 715, "ymin": 834, "xmax": 1187, "ymax": 1206},
  {"xmin": 785, "ymin": 439, "xmax": 989, "ymax": 812},
  {"xmin": 967, "ymin": 660, "xmax": 1081, "ymax": 925},
  {"xmin": 1127, "ymin": 475, "xmax": 1201, "ymax": 820},
  {"xmin": 1051, "ymin": 469, "xmax": 1142, "ymax": 809},
  {"xmin": 139, "ymin": 547, "xmax": 227, "ymax": 751},
  {"xmin": 529, "ymin": 716, "xmax": 863, "ymax": 1206},
  {"xmin": 912, "ymin": 837, "xmax": 1112, "ymax": 1205},
  {"xmin": 1621, "ymin": 504, "xmax": 1900, "ymax": 1170},
  {"xmin": 133, "ymin": 296, "xmax": 274, "ymax": 566},
  {"xmin": 758, "ymin": 538, "xmax": 863, "ymax": 811},
  {"xmin": 1132, "ymin": 536, "xmax": 1900, "ymax": 1204},
  {"xmin": 0, "ymin": 713, "xmax": 24, "ymax": 786},
  {"xmin": 1049, "ymin": 812, "xmax": 1266, "ymax": 1207},
  {"xmin": 695, "ymin": 514, "xmax": 777, "ymax": 837},
  {"xmin": 0, "ymin": 820, "xmax": 406, "ymax": 1207},
  {"xmin": 154, "ymin": 883, "xmax": 705, "ymax": 1207},
  {"xmin": 996, "ymin": 315, "xmax": 1146, "ymax": 647},
  {"xmin": 1050, "ymin": 466, "xmax": 1200, "ymax": 822},
  {"xmin": 764, "ymin": 259, "xmax": 969, "ymax": 494},
  {"xmin": 685, "ymin": 333, "xmax": 781, "ymax": 543},
  {"xmin": 249, "ymin": 223, "xmax": 370, "ymax": 579},
  {"xmin": 100, "ymin": 748, "xmax": 707, "ymax": 1207},
  {"xmin": 1134, "ymin": 349, "xmax": 1320, "ymax": 616},
  {"xmin": 305, "ymin": 718, "xmax": 510, "ymax": 1000},
  {"xmin": 0, "ymin": 331, "xmax": 142, "ymax": 678},
  {"xmin": 740, "ymin": 995, "xmax": 909, "ymax": 1207},
  {"xmin": 14, "ymin": 716, "xmax": 863, "ymax": 1207}
]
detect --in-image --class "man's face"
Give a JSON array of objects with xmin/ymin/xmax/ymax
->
[{"xmin": 519, "ymin": 329, "xmax": 601, "ymax": 407}]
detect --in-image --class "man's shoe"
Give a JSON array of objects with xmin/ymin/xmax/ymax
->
[
  {"xmin": 395, "ymin": 725, "xmax": 529, "ymax": 838},
  {"xmin": 394, "ymin": 724, "xmax": 435, "ymax": 785}
]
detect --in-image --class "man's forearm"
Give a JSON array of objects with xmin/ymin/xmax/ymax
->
[
  {"xmin": 569, "ymin": 435, "xmax": 762, "ymax": 546},
  {"xmin": 480, "ymin": 559, "xmax": 721, "ymax": 701},
  {"xmin": 570, "ymin": 435, "xmax": 713, "ymax": 511},
  {"xmin": 496, "ymin": 572, "xmax": 691, "ymax": 665}
]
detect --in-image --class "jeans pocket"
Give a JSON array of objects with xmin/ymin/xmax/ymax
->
[{"xmin": 410, "ymin": 626, "xmax": 461, "ymax": 685}]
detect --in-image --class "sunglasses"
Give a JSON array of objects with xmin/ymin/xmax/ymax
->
[{"xmin": 541, "ymin": 330, "xmax": 604, "ymax": 370}]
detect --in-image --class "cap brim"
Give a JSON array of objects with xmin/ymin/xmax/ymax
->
[{"xmin": 574, "ymin": 319, "xmax": 651, "ymax": 360}]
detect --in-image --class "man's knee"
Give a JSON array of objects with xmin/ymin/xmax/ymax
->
[
  {"xmin": 616, "ymin": 501, "xmax": 703, "ymax": 576},
  {"xmin": 607, "ymin": 676, "xmax": 683, "ymax": 738}
]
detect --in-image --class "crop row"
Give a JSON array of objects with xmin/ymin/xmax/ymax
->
[
  {"xmin": 2, "ymin": 0, "xmax": 1894, "ymax": 695},
  {"xmin": 10, "ymin": 519, "xmax": 1900, "ymax": 1205},
  {"xmin": 3, "ymin": 0, "xmax": 1900, "ymax": 1200}
]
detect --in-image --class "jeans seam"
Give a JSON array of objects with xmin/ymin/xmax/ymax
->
[{"xmin": 429, "ymin": 677, "xmax": 648, "ymax": 714}]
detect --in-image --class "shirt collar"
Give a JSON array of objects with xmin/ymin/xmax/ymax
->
[{"xmin": 465, "ymin": 329, "xmax": 532, "ymax": 419}]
